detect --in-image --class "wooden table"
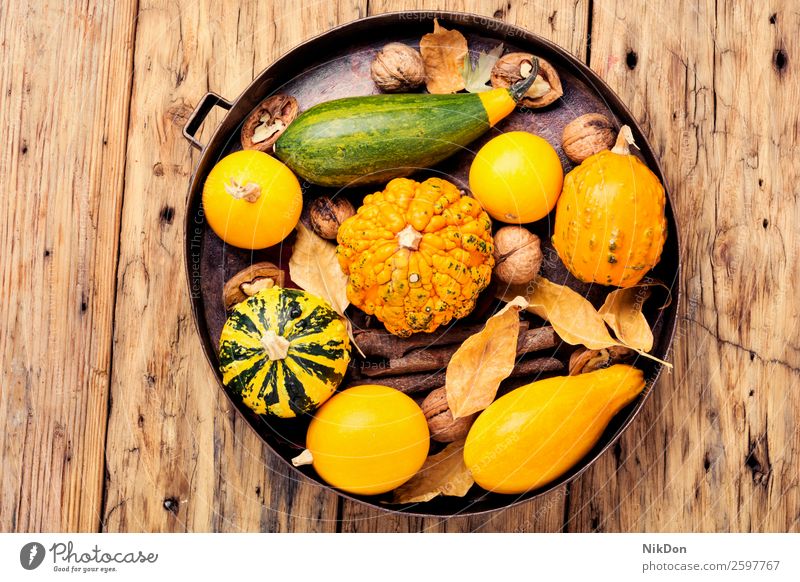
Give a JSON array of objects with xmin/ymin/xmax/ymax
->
[{"xmin": 2, "ymin": 0, "xmax": 798, "ymax": 533}]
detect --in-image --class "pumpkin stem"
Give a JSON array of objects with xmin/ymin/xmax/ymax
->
[
  {"xmin": 224, "ymin": 177, "xmax": 262, "ymax": 203},
  {"xmin": 261, "ymin": 329, "xmax": 290, "ymax": 360},
  {"xmin": 611, "ymin": 125, "xmax": 636, "ymax": 155},
  {"xmin": 397, "ymin": 224, "xmax": 423, "ymax": 250},
  {"xmin": 291, "ymin": 449, "xmax": 314, "ymax": 467}
]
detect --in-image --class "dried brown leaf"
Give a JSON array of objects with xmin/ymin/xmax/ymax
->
[
  {"xmin": 599, "ymin": 287, "xmax": 654, "ymax": 352},
  {"xmin": 445, "ymin": 296, "xmax": 527, "ymax": 419},
  {"xmin": 419, "ymin": 19, "xmax": 468, "ymax": 94},
  {"xmin": 391, "ymin": 439, "xmax": 473, "ymax": 503},
  {"xmin": 289, "ymin": 223, "xmax": 349, "ymax": 315}
]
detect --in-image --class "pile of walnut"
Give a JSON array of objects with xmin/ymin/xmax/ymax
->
[{"xmin": 369, "ymin": 40, "xmax": 563, "ymax": 108}]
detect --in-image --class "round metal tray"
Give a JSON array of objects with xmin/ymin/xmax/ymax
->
[{"xmin": 182, "ymin": 11, "xmax": 681, "ymax": 518}]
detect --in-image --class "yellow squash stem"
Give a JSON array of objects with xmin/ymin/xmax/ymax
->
[
  {"xmin": 291, "ymin": 449, "xmax": 314, "ymax": 467},
  {"xmin": 478, "ymin": 57, "xmax": 540, "ymax": 126},
  {"xmin": 224, "ymin": 177, "xmax": 262, "ymax": 203}
]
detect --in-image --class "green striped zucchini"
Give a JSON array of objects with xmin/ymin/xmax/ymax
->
[
  {"xmin": 219, "ymin": 287, "xmax": 350, "ymax": 418},
  {"xmin": 274, "ymin": 68, "xmax": 539, "ymax": 187}
]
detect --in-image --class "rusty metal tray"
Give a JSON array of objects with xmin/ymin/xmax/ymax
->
[{"xmin": 182, "ymin": 11, "xmax": 680, "ymax": 518}]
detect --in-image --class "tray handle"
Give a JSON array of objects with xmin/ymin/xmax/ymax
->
[{"xmin": 183, "ymin": 92, "xmax": 233, "ymax": 150}]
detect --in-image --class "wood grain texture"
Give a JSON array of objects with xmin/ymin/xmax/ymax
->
[
  {"xmin": 101, "ymin": 0, "xmax": 364, "ymax": 532},
  {"xmin": 565, "ymin": 0, "xmax": 800, "ymax": 533},
  {"xmin": 0, "ymin": 0, "xmax": 137, "ymax": 532},
  {"xmin": 2, "ymin": 0, "xmax": 799, "ymax": 533}
]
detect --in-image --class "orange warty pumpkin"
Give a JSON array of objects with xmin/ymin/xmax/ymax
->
[
  {"xmin": 337, "ymin": 177, "xmax": 494, "ymax": 337},
  {"xmin": 552, "ymin": 126, "xmax": 667, "ymax": 287}
]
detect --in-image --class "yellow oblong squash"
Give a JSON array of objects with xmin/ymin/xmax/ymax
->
[{"xmin": 464, "ymin": 364, "xmax": 645, "ymax": 494}]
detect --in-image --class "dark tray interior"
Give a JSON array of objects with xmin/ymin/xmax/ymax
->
[{"xmin": 185, "ymin": 12, "xmax": 680, "ymax": 517}]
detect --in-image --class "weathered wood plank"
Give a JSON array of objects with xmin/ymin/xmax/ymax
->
[
  {"xmin": 8, "ymin": 0, "xmax": 796, "ymax": 534},
  {"xmin": 566, "ymin": 0, "xmax": 800, "ymax": 532},
  {"xmin": 101, "ymin": 0, "xmax": 364, "ymax": 532},
  {"xmin": 0, "ymin": 0, "xmax": 137, "ymax": 532},
  {"xmin": 339, "ymin": 0, "xmax": 589, "ymax": 533}
]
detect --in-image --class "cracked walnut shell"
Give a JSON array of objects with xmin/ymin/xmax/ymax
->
[
  {"xmin": 241, "ymin": 94, "xmax": 298, "ymax": 152},
  {"xmin": 490, "ymin": 53, "xmax": 563, "ymax": 108},
  {"xmin": 222, "ymin": 262, "xmax": 285, "ymax": 311}
]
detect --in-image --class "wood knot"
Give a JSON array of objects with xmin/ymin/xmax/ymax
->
[
  {"xmin": 626, "ymin": 50, "xmax": 638, "ymax": 70},
  {"xmin": 774, "ymin": 49, "xmax": 787, "ymax": 72},
  {"xmin": 745, "ymin": 433, "xmax": 771, "ymax": 487},
  {"xmin": 160, "ymin": 206, "xmax": 175, "ymax": 225},
  {"xmin": 711, "ymin": 225, "xmax": 745, "ymax": 275},
  {"xmin": 163, "ymin": 497, "xmax": 180, "ymax": 514},
  {"xmin": 166, "ymin": 100, "xmax": 195, "ymax": 127}
]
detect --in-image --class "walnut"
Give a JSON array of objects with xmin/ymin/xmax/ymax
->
[
  {"xmin": 492, "ymin": 226, "xmax": 543, "ymax": 286},
  {"xmin": 490, "ymin": 53, "xmax": 563, "ymax": 108},
  {"xmin": 370, "ymin": 43, "xmax": 426, "ymax": 93},
  {"xmin": 308, "ymin": 196, "xmax": 355, "ymax": 240},
  {"xmin": 421, "ymin": 387, "xmax": 476, "ymax": 443},
  {"xmin": 223, "ymin": 262, "xmax": 285, "ymax": 311},
  {"xmin": 240, "ymin": 94, "xmax": 298, "ymax": 152},
  {"xmin": 562, "ymin": 113, "xmax": 616, "ymax": 163},
  {"xmin": 568, "ymin": 346, "xmax": 636, "ymax": 375}
]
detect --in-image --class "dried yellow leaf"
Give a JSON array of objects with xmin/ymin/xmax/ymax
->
[
  {"xmin": 289, "ymin": 223, "xmax": 364, "ymax": 356},
  {"xmin": 498, "ymin": 277, "xmax": 673, "ymax": 368},
  {"xmin": 445, "ymin": 296, "xmax": 527, "ymax": 419},
  {"xmin": 288, "ymin": 223, "xmax": 349, "ymax": 315},
  {"xmin": 391, "ymin": 439, "xmax": 473, "ymax": 504},
  {"xmin": 500, "ymin": 278, "xmax": 616, "ymax": 350},
  {"xmin": 599, "ymin": 286, "xmax": 654, "ymax": 352},
  {"xmin": 419, "ymin": 19, "xmax": 468, "ymax": 94}
]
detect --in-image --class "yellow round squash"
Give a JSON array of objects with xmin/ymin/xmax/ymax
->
[
  {"xmin": 296, "ymin": 385, "xmax": 430, "ymax": 495},
  {"xmin": 469, "ymin": 131, "xmax": 564, "ymax": 224},
  {"xmin": 203, "ymin": 150, "xmax": 302, "ymax": 249},
  {"xmin": 552, "ymin": 126, "xmax": 667, "ymax": 287},
  {"xmin": 336, "ymin": 177, "xmax": 495, "ymax": 337}
]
